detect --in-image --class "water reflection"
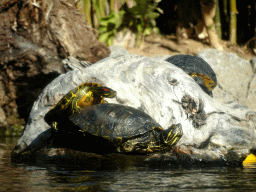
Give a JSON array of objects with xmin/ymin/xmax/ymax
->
[{"xmin": 1, "ymin": 137, "xmax": 256, "ymax": 191}]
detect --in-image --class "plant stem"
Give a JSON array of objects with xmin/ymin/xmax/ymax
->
[
  {"xmin": 83, "ymin": 0, "xmax": 92, "ymax": 26},
  {"xmin": 214, "ymin": 0, "xmax": 222, "ymax": 39},
  {"xmin": 229, "ymin": 0, "xmax": 237, "ymax": 44}
]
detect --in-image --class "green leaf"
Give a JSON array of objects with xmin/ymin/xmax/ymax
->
[
  {"xmin": 107, "ymin": 37, "xmax": 113, "ymax": 45},
  {"xmin": 99, "ymin": 31, "xmax": 114, "ymax": 42},
  {"xmin": 152, "ymin": 27, "xmax": 160, "ymax": 34},
  {"xmin": 156, "ymin": 7, "xmax": 164, "ymax": 14},
  {"xmin": 144, "ymin": 27, "xmax": 152, "ymax": 36}
]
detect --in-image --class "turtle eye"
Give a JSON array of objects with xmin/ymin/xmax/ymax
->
[{"xmin": 102, "ymin": 87, "xmax": 109, "ymax": 92}]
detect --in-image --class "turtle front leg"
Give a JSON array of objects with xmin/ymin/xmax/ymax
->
[{"xmin": 120, "ymin": 133, "xmax": 155, "ymax": 154}]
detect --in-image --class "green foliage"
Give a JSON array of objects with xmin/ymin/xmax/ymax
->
[
  {"xmin": 98, "ymin": 0, "xmax": 162, "ymax": 46},
  {"xmin": 98, "ymin": 10, "xmax": 126, "ymax": 45},
  {"xmin": 79, "ymin": 0, "xmax": 122, "ymax": 28}
]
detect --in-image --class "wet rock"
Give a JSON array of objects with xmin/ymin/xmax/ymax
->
[
  {"xmin": 11, "ymin": 55, "xmax": 256, "ymax": 167},
  {"xmin": 197, "ymin": 49, "xmax": 256, "ymax": 112}
]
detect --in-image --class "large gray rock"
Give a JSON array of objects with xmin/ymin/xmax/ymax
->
[
  {"xmin": 11, "ymin": 54, "xmax": 256, "ymax": 167},
  {"xmin": 197, "ymin": 49, "xmax": 256, "ymax": 112}
]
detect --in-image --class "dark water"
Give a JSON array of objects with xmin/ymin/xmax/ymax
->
[{"xmin": 1, "ymin": 137, "xmax": 256, "ymax": 191}]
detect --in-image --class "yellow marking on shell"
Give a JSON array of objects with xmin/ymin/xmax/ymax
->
[
  {"xmin": 81, "ymin": 127, "xmax": 88, "ymax": 132},
  {"xmin": 190, "ymin": 73, "xmax": 216, "ymax": 91},
  {"xmin": 105, "ymin": 128, "xmax": 112, "ymax": 134},
  {"xmin": 89, "ymin": 83, "xmax": 102, "ymax": 88},
  {"xmin": 93, "ymin": 127, "xmax": 100, "ymax": 136},
  {"xmin": 153, "ymin": 126, "xmax": 164, "ymax": 131},
  {"xmin": 103, "ymin": 136, "xmax": 110, "ymax": 140},
  {"xmin": 53, "ymin": 83, "xmax": 88, "ymax": 109},
  {"xmin": 60, "ymin": 95, "xmax": 72, "ymax": 110},
  {"xmin": 147, "ymin": 146, "xmax": 153, "ymax": 153},
  {"xmin": 70, "ymin": 90, "xmax": 77, "ymax": 99},
  {"xmin": 116, "ymin": 137, "xmax": 122, "ymax": 141},
  {"xmin": 59, "ymin": 90, "xmax": 79, "ymax": 112},
  {"xmin": 75, "ymin": 86, "xmax": 80, "ymax": 94},
  {"xmin": 77, "ymin": 91, "xmax": 94, "ymax": 108}
]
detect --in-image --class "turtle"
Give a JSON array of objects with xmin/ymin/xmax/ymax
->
[
  {"xmin": 165, "ymin": 54, "xmax": 217, "ymax": 97},
  {"xmin": 54, "ymin": 103, "xmax": 183, "ymax": 154},
  {"xmin": 44, "ymin": 83, "xmax": 117, "ymax": 131}
]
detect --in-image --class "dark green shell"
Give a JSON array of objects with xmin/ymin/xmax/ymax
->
[
  {"xmin": 52, "ymin": 103, "xmax": 183, "ymax": 154},
  {"xmin": 69, "ymin": 103, "xmax": 162, "ymax": 141},
  {"xmin": 65, "ymin": 103, "xmax": 183, "ymax": 154}
]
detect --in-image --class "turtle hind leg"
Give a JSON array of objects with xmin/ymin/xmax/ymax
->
[
  {"xmin": 120, "ymin": 134, "xmax": 152, "ymax": 154},
  {"xmin": 121, "ymin": 128, "xmax": 168, "ymax": 154}
]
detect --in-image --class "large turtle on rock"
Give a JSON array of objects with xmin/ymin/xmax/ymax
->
[
  {"xmin": 53, "ymin": 103, "xmax": 183, "ymax": 154},
  {"xmin": 44, "ymin": 83, "xmax": 117, "ymax": 131}
]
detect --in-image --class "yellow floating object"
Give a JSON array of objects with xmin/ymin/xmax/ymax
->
[{"xmin": 243, "ymin": 153, "xmax": 256, "ymax": 165}]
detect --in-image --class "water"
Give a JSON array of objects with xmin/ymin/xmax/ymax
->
[{"xmin": 1, "ymin": 137, "xmax": 256, "ymax": 191}]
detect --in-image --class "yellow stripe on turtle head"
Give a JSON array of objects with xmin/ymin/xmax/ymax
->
[
  {"xmin": 153, "ymin": 126, "xmax": 164, "ymax": 131},
  {"xmin": 190, "ymin": 73, "xmax": 216, "ymax": 91}
]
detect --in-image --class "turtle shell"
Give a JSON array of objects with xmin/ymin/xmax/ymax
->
[
  {"xmin": 54, "ymin": 103, "xmax": 183, "ymax": 154},
  {"xmin": 165, "ymin": 54, "xmax": 217, "ymax": 96},
  {"xmin": 69, "ymin": 103, "xmax": 162, "ymax": 142},
  {"xmin": 45, "ymin": 83, "xmax": 116, "ymax": 128}
]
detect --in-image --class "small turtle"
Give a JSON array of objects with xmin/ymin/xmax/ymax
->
[
  {"xmin": 165, "ymin": 54, "xmax": 217, "ymax": 96},
  {"xmin": 45, "ymin": 83, "xmax": 116, "ymax": 130},
  {"xmin": 55, "ymin": 103, "xmax": 183, "ymax": 154}
]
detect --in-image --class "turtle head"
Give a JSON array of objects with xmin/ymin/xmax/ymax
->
[
  {"xmin": 162, "ymin": 123, "xmax": 183, "ymax": 150},
  {"xmin": 190, "ymin": 73, "xmax": 216, "ymax": 97}
]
